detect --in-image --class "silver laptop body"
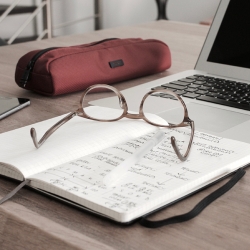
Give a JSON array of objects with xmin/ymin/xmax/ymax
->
[{"xmin": 90, "ymin": 0, "xmax": 250, "ymax": 144}]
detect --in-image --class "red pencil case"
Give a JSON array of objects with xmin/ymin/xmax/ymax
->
[{"xmin": 15, "ymin": 38, "xmax": 171, "ymax": 96}]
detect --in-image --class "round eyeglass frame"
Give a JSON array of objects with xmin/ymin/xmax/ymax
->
[{"xmin": 30, "ymin": 84, "xmax": 194, "ymax": 161}]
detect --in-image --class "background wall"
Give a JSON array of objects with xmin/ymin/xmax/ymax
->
[
  {"xmin": 51, "ymin": 0, "xmax": 94, "ymax": 37},
  {"xmin": 167, "ymin": 0, "xmax": 220, "ymax": 23},
  {"xmin": 101, "ymin": 0, "xmax": 220, "ymax": 29},
  {"xmin": 0, "ymin": 0, "xmax": 220, "ymax": 41}
]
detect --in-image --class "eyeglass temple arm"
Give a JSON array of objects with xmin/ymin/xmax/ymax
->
[
  {"xmin": 170, "ymin": 120, "xmax": 195, "ymax": 162},
  {"xmin": 30, "ymin": 112, "xmax": 77, "ymax": 149}
]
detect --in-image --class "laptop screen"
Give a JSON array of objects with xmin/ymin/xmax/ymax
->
[
  {"xmin": 195, "ymin": 0, "xmax": 250, "ymax": 82},
  {"xmin": 208, "ymin": 0, "xmax": 250, "ymax": 68}
]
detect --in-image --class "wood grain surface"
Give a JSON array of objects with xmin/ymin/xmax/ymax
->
[{"xmin": 1, "ymin": 20, "xmax": 249, "ymax": 250}]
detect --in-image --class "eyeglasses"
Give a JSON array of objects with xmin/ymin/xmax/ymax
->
[{"xmin": 30, "ymin": 84, "xmax": 195, "ymax": 161}]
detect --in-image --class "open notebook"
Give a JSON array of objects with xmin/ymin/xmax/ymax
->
[{"xmin": 0, "ymin": 106, "xmax": 250, "ymax": 223}]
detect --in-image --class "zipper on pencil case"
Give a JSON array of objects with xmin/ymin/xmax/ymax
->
[
  {"xmin": 19, "ymin": 47, "xmax": 59, "ymax": 87},
  {"xmin": 79, "ymin": 38, "xmax": 118, "ymax": 48},
  {"xmin": 19, "ymin": 38, "xmax": 118, "ymax": 88}
]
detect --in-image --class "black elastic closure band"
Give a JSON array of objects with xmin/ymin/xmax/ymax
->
[{"xmin": 140, "ymin": 168, "xmax": 246, "ymax": 228}]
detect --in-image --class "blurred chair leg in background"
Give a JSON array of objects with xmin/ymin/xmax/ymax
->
[
  {"xmin": 155, "ymin": 0, "xmax": 169, "ymax": 20},
  {"xmin": 0, "ymin": 37, "xmax": 7, "ymax": 46}
]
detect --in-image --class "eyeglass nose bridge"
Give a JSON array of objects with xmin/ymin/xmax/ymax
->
[{"xmin": 126, "ymin": 112, "xmax": 144, "ymax": 119}]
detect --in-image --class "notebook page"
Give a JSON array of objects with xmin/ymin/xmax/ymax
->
[
  {"xmin": 0, "ymin": 106, "xmax": 162, "ymax": 179},
  {"xmin": 29, "ymin": 129, "xmax": 250, "ymax": 222}
]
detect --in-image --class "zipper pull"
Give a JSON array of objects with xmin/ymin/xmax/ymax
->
[
  {"xmin": 19, "ymin": 61, "xmax": 34, "ymax": 87},
  {"xmin": 19, "ymin": 47, "xmax": 59, "ymax": 88}
]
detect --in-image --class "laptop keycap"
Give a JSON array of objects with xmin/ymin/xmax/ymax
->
[
  {"xmin": 161, "ymin": 83, "xmax": 187, "ymax": 90},
  {"xmin": 170, "ymin": 81, "xmax": 190, "ymax": 86},
  {"xmin": 183, "ymin": 93, "xmax": 201, "ymax": 98},
  {"xmin": 179, "ymin": 78, "xmax": 195, "ymax": 83}
]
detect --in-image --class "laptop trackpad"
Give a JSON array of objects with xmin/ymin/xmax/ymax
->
[{"xmin": 160, "ymin": 102, "xmax": 250, "ymax": 133}]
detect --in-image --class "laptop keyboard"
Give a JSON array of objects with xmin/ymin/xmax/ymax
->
[{"xmin": 152, "ymin": 74, "xmax": 250, "ymax": 111}]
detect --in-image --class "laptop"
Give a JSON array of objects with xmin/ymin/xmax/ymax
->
[{"xmin": 90, "ymin": 0, "xmax": 250, "ymax": 143}]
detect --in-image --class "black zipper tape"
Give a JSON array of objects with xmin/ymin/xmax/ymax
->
[{"xmin": 19, "ymin": 38, "xmax": 118, "ymax": 88}]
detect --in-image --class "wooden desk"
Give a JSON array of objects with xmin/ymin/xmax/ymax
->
[{"xmin": 0, "ymin": 20, "xmax": 249, "ymax": 249}]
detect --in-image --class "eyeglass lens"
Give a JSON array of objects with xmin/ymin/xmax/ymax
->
[
  {"xmin": 143, "ymin": 90, "xmax": 192, "ymax": 157},
  {"xmin": 82, "ymin": 86, "xmax": 124, "ymax": 120}
]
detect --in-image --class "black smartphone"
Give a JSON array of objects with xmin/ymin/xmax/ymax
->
[{"xmin": 0, "ymin": 96, "xmax": 30, "ymax": 120}]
